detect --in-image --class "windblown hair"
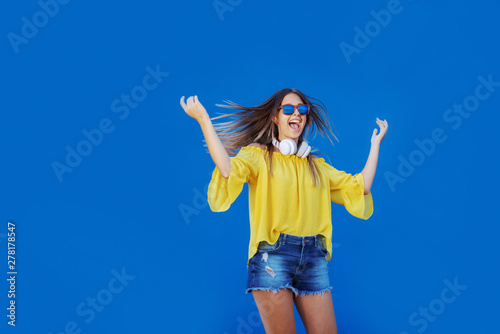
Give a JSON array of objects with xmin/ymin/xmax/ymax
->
[{"xmin": 205, "ymin": 88, "xmax": 339, "ymax": 187}]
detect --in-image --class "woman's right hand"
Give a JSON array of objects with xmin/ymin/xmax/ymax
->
[
  {"xmin": 180, "ymin": 95, "xmax": 209, "ymax": 123},
  {"xmin": 180, "ymin": 95, "xmax": 231, "ymax": 178}
]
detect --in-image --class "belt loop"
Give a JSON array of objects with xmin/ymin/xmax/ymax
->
[
  {"xmin": 315, "ymin": 235, "xmax": 318, "ymax": 248},
  {"xmin": 282, "ymin": 233, "xmax": 286, "ymax": 245}
]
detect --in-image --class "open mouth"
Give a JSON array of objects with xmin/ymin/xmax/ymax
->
[{"xmin": 289, "ymin": 120, "xmax": 301, "ymax": 131}]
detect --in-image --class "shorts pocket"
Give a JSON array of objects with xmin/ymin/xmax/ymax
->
[
  {"xmin": 317, "ymin": 237, "xmax": 328, "ymax": 254},
  {"xmin": 257, "ymin": 240, "xmax": 282, "ymax": 253}
]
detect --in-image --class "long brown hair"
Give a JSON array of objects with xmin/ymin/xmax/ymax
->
[{"xmin": 205, "ymin": 88, "xmax": 339, "ymax": 187}]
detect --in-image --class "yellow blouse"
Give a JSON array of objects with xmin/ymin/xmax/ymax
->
[{"xmin": 207, "ymin": 145, "xmax": 373, "ymax": 268}]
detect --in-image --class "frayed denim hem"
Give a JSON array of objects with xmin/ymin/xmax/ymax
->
[
  {"xmin": 245, "ymin": 285, "xmax": 332, "ymax": 297},
  {"xmin": 294, "ymin": 286, "xmax": 333, "ymax": 297},
  {"xmin": 245, "ymin": 284, "xmax": 299, "ymax": 296}
]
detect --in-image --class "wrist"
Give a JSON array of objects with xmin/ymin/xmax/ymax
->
[{"xmin": 198, "ymin": 113, "xmax": 212, "ymax": 127}]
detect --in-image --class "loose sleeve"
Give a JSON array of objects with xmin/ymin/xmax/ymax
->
[
  {"xmin": 318, "ymin": 160, "xmax": 374, "ymax": 219},
  {"xmin": 207, "ymin": 147, "xmax": 260, "ymax": 212}
]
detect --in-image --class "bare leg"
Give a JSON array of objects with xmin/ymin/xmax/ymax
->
[
  {"xmin": 252, "ymin": 289, "xmax": 297, "ymax": 334},
  {"xmin": 294, "ymin": 291, "xmax": 338, "ymax": 333}
]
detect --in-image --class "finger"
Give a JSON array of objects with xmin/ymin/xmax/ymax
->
[
  {"xmin": 180, "ymin": 96, "xmax": 185, "ymax": 107},
  {"xmin": 181, "ymin": 97, "xmax": 190, "ymax": 110},
  {"xmin": 195, "ymin": 95, "xmax": 198, "ymax": 104}
]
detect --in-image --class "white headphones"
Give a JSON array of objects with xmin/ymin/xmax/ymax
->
[{"xmin": 272, "ymin": 138, "xmax": 312, "ymax": 158}]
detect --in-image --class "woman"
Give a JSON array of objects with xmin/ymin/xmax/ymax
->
[{"xmin": 180, "ymin": 88, "xmax": 388, "ymax": 333}]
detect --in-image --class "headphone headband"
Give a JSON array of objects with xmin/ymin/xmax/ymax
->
[{"xmin": 272, "ymin": 138, "xmax": 311, "ymax": 158}]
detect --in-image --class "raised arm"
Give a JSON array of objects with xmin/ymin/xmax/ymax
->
[
  {"xmin": 180, "ymin": 95, "xmax": 231, "ymax": 178},
  {"xmin": 360, "ymin": 118, "xmax": 389, "ymax": 195}
]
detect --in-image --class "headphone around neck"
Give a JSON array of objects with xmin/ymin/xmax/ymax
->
[{"xmin": 272, "ymin": 138, "xmax": 312, "ymax": 158}]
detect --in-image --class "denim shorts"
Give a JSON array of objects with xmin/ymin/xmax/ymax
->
[{"xmin": 246, "ymin": 232, "xmax": 333, "ymax": 297}]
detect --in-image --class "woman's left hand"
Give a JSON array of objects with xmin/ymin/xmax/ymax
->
[{"xmin": 371, "ymin": 117, "xmax": 388, "ymax": 145}]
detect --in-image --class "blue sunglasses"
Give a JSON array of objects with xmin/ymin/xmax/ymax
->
[{"xmin": 279, "ymin": 104, "xmax": 310, "ymax": 115}]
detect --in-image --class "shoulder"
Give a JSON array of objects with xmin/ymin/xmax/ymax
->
[
  {"xmin": 312, "ymin": 156, "xmax": 334, "ymax": 173},
  {"xmin": 246, "ymin": 143, "xmax": 273, "ymax": 153},
  {"xmin": 247, "ymin": 143, "xmax": 279, "ymax": 153},
  {"xmin": 248, "ymin": 143, "xmax": 266, "ymax": 150},
  {"xmin": 237, "ymin": 144, "xmax": 265, "ymax": 162}
]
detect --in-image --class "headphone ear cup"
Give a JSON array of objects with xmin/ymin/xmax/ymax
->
[
  {"xmin": 296, "ymin": 141, "xmax": 311, "ymax": 158},
  {"xmin": 272, "ymin": 137, "xmax": 279, "ymax": 149},
  {"xmin": 302, "ymin": 145, "xmax": 311, "ymax": 158},
  {"xmin": 280, "ymin": 139, "xmax": 297, "ymax": 155}
]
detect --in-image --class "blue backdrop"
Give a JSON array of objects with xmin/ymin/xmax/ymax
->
[{"xmin": 1, "ymin": 0, "xmax": 499, "ymax": 333}]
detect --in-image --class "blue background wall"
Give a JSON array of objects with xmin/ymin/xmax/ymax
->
[{"xmin": 1, "ymin": 0, "xmax": 499, "ymax": 333}]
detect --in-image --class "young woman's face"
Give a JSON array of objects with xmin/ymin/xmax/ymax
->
[{"xmin": 273, "ymin": 93, "xmax": 307, "ymax": 144}]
